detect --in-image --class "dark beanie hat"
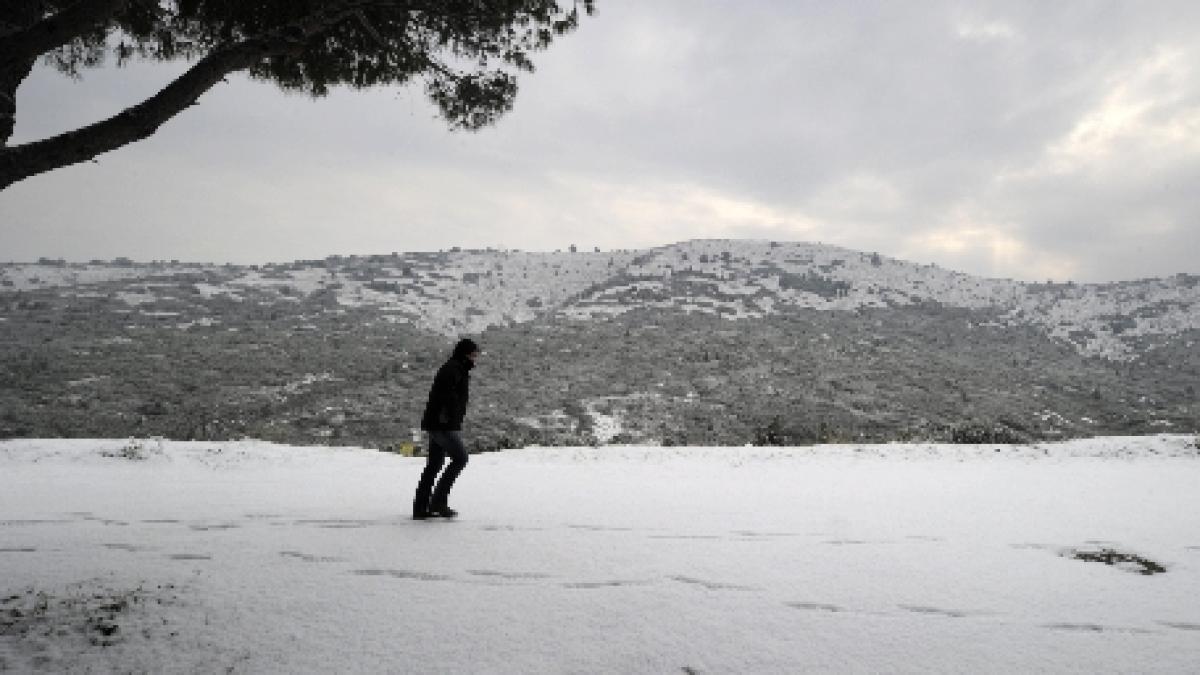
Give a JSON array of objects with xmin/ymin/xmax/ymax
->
[{"xmin": 452, "ymin": 338, "xmax": 479, "ymax": 358}]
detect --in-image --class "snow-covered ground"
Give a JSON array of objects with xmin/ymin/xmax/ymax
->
[{"xmin": 3, "ymin": 436, "xmax": 1200, "ymax": 673}]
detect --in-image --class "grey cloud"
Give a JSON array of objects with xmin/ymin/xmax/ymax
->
[{"xmin": 2, "ymin": 1, "xmax": 1199, "ymax": 280}]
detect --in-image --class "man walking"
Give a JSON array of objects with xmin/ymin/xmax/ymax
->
[{"xmin": 413, "ymin": 338, "xmax": 479, "ymax": 519}]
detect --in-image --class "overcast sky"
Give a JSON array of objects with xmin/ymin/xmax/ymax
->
[{"xmin": 2, "ymin": 1, "xmax": 1199, "ymax": 282}]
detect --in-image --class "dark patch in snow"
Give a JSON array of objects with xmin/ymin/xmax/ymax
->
[
  {"xmin": 167, "ymin": 553, "xmax": 211, "ymax": 561},
  {"xmin": 731, "ymin": 531, "xmax": 802, "ymax": 538},
  {"xmin": 649, "ymin": 534, "xmax": 723, "ymax": 540},
  {"xmin": 351, "ymin": 569, "xmax": 451, "ymax": 581},
  {"xmin": 823, "ymin": 539, "xmax": 875, "ymax": 546},
  {"xmin": 905, "ymin": 535, "xmax": 945, "ymax": 542},
  {"xmin": 1064, "ymin": 547, "xmax": 1167, "ymax": 575},
  {"xmin": 786, "ymin": 602, "xmax": 844, "ymax": 613},
  {"xmin": 0, "ymin": 519, "xmax": 72, "ymax": 526},
  {"xmin": 0, "ymin": 581, "xmax": 183, "ymax": 664},
  {"xmin": 139, "ymin": 519, "xmax": 181, "ymax": 524},
  {"xmin": 0, "ymin": 547, "xmax": 37, "ymax": 553}
]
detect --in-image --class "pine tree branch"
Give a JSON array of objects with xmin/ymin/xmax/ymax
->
[
  {"xmin": 0, "ymin": 38, "xmax": 272, "ymax": 189},
  {"xmin": 0, "ymin": 2, "xmax": 381, "ymax": 187},
  {"xmin": 0, "ymin": 0, "xmax": 131, "ymax": 67},
  {"xmin": 0, "ymin": 0, "xmax": 569, "ymax": 188}
]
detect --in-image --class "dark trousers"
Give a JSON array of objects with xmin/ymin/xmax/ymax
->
[{"xmin": 414, "ymin": 430, "xmax": 468, "ymax": 513}]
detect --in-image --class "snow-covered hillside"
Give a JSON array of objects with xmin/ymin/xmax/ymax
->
[
  {"xmin": 4, "ymin": 240, "xmax": 1198, "ymax": 360},
  {"xmin": 3, "ymin": 436, "xmax": 1200, "ymax": 672}
]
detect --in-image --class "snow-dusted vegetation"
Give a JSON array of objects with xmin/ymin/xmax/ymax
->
[
  {"xmin": 2, "ymin": 241, "xmax": 1197, "ymax": 448},
  {"xmin": 5, "ymin": 240, "xmax": 1197, "ymax": 360}
]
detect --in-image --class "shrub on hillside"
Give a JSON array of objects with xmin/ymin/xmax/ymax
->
[
  {"xmin": 777, "ymin": 272, "xmax": 850, "ymax": 299},
  {"xmin": 753, "ymin": 417, "xmax": 840, "ymax": 446},
  {"xmin": 948, "ymin": 421, "xmax": 1026, "ymax": 445}
]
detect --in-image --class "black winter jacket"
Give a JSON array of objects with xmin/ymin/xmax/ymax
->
[{"xmin": 420, "ymin": 356, "xmax": 472, "ymax": 431}]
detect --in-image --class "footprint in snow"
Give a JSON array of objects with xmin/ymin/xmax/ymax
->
[
  {"xmin": 78, "ymin": 515, "xmax": 128, "ymax": 526},
  {"xmin": 1158, "ymin": 621, "xmax": 1200, "ymax": 631},
  {"xmin": 351, "ymin": 569, "xmax": 451, "ymax": 582},
  {"xmin": 280, "ymin": 551, "xmax": 343, "ymax": 563},
  {"xmin": 1044, "ymin": 622, "xmax": 1158, "ymax": 635},
  {"xmin": 467, "ymin": 570, "xmax": 552, "ymax": 580},
  {"xmin": 188, "ymin": 523, "xmax": 241, "ymax": 531},
  {"xmin": 103, "ymin": 543, "xmax": 146, "ymax": 552},
  {"xmin": 898, "ymin": 604, "xmax": 982, "ymax": 619},
  {"xmin": 786, "ymin": 602, "xmax": 845, "ymax": 613},
  {"xmin": 670, "ymin": 575, "xmax": 756, "ymax": 591},
  {"xmin": 293, "ymin": 519, "xmax": 377, "ymax": 529},
  {"xmin": 562, "ymin": 579, "xmax": 651, "ymax": 589}
]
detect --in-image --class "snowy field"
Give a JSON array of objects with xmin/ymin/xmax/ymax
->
[{"xmin": 3, "ymin": 436, "xmax": 1200, "ymax": 673}]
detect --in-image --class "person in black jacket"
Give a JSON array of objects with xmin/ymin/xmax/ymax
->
[{"xmin": 413, "ymin": 338, "xmax": 479, "ymax": 519}]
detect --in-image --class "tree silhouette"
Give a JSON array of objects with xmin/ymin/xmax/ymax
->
[{"xmin": 0, "ymin": 0, "xmax": 594, "ymax": 190}]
